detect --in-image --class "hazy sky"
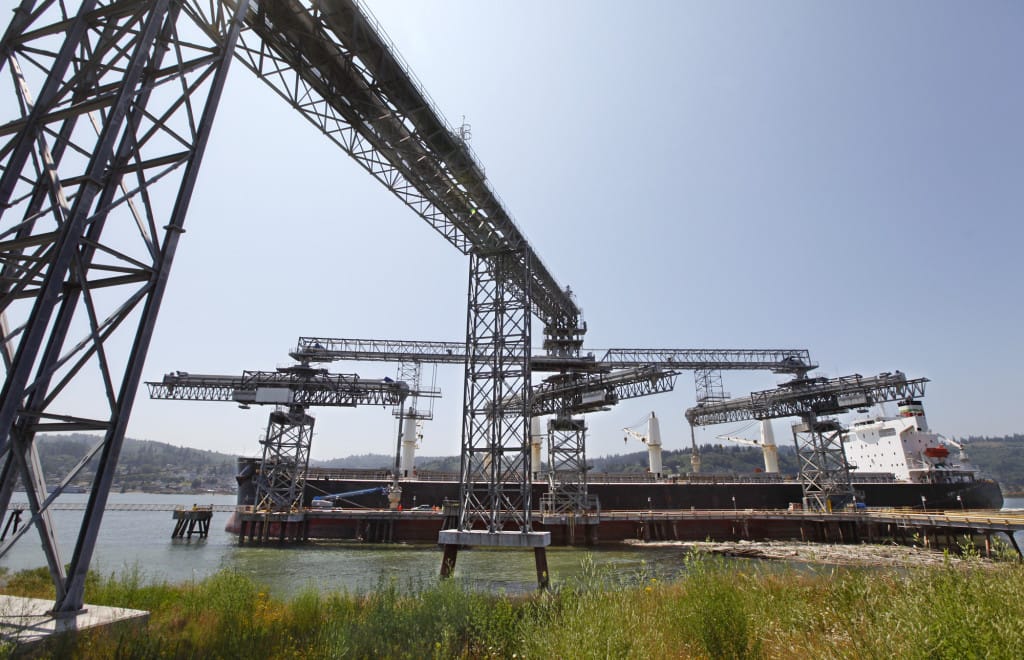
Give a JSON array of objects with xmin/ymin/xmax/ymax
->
[{"xmin": 127, "ymin": 1, "xmax": 1023, "ymax": 461}]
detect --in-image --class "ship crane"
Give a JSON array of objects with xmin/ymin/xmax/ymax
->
[
  {"xmin": 686, "ymin": 372, "xmax": 928, "ymax": 511},
  {"xmin": 146, "ymin": 364, "xmax": 439, "ymax": 512},
  {"xmin": 623, "ymin": 412, "xmax": 664, "ymax": 478},
  {"xmin": 937, "ymin": 435, "xmax": 970, "ymax": 464},
  {"xmin": 717, "ymin": 421, "xmax": 779, "ymax": 473}
]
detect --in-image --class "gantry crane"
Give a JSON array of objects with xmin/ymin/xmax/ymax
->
[
  {"xmin": 291, "ymin": 336, "xmax": 815, "ymax": 512},
  {"xmin": 146, "ymin": 364, "xmax": 438, "ymax": 511},
  {"xmin": 687, "ymin": 372, "xmax": 929, "ymax": 510}
]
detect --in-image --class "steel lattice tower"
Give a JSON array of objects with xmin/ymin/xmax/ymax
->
[
  {"xmin": 793, "ymin": 417, "xmax": 855, "ymax": 511},
  {"xmin": 256, "ymin": 407, "xmax": 316, "ymax": 512},
  {"xmin": 458, "ymin": 251, "xmax": 533, "ymax": 533},
  {"xmin": 0, "ymin": 0, "xmax": 251, "ymax": 613}
]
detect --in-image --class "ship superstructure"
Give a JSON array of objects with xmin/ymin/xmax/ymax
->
[{"xmin": 843, "ymin": 401, "xmax": 977, "ymax": 485}]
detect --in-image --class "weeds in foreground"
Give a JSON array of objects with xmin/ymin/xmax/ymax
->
[{"xmin": 1, "ymin": 552, "xmax": 1023, "ymax": 659}]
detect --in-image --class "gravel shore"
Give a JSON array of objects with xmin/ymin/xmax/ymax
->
[{"xmin": 624, "ymin": 538, "xmax": 995, "ymax": 567}]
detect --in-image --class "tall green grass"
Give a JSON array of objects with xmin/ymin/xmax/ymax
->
[{"xmin": 2, "ymin": 552, "xmax": 1022, "ymax": 658}]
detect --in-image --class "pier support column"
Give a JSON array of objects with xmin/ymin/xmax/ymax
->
[
  {"xmin": 439, "ymin": 530, "xmax": 551, "ymax": 589},
  {"xmin": 535, "ymin": 547, "xmax": 550, "ymax": 590},
  {"xmin": 440, "ymin": 544, "xmax": 458, "ymax": 578},
  {"xmin": 1008, "ymin": 533, "xmax": 1023, "ymax": 559}
]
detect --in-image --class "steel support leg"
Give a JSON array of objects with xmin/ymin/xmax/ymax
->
[
  {"xmin": 453, "ymin": 250, "xmax": 533, "ymax": 533},
  {"xmin": 255, "ymin": 406, "xmax": 315, "ymax": 512},
  {"xmin": 793, "ymin": 416, "xmax": 854, "ymax": 511},
  {"xmin": 0, "ymin": 0, "xmax": 252, "ymax": 611}
]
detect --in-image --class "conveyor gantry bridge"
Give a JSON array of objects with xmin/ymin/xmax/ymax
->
[
  {"xmin": 146, "ymin": 365, "xmax": 438, "ymax": 511},
  {"xmin": 686, "ymin": 372, "xmax": 929, "ymax": 511}
]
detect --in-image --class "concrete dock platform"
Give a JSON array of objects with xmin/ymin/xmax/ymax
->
[{"xmin": 0, "ymin": 595, "xmax": 148, "ymax": 653}]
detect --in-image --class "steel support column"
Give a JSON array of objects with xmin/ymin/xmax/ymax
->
[
  {"xmin": 0, "ymin": 0, "xmax": 251, "ymax": 612},
  {"xmin": 255, "ymin": 406, "xmax": 316, "ymax": 512},
  {"xmin": 792, "ymin": 416, "xmax": 854, "ymax": 511},
  {"xmin": 695, "ymin": 368, "xmax": 727, "ymax": 403},
  {"xmin": 541, "ymin": 417, "xmax": 592, "ymax": 515},
  {"xmin": 455, "ymin": 250, "xmax": 532, "ymax": 533}
]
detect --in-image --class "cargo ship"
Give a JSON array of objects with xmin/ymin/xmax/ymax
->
[{"xmin": 234, "ymin": 402, "xmax": 1002, "ymax": 513}]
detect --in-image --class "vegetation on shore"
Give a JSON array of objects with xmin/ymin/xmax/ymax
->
[{"xmin": 2, "ymin": 551, "xmax": 1022, "ymax": 659}]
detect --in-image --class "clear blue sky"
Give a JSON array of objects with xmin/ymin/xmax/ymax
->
[{"xmin": 128, "ymin": 1, "xmax": 1023, "ymax": 460}]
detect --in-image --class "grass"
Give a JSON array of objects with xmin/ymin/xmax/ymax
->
[{"xmin": 1, "ymin": 552, "xmax": 1023, "ymax": 658}]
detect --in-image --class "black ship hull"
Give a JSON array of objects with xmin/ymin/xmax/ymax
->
[{"xmin": 237, "ymin": 460, "xmax": 1004, "ymax": 511}]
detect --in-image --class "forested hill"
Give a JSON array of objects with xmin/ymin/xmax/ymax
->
[
  {"xmin": 961, "ymin": 435, "xmax": 1024, "ymax": 495},
  {"xmin": 34, "ymin": 434, "xmax": 238, "ymax": 492}
]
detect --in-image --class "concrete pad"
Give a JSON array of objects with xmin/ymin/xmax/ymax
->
[
  {"xmin": 0, "ymin": 595, "xmax": 148, "ymax": 651},
  {"xmin": 438, "ymin": 529, "xmax": 551, "ymax": 548}
]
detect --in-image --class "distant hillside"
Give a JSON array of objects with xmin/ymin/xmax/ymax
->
[
  {"xmin": 315, "ymin": 454, "xmax": 461, "ymax": 473},
  {"xmin": 589, "ymin": 445, "xmax": 799, "ymax": 476},
  {"xmin": 34, "ymin": 434, "xmax": 238, "ymax": 492},
  {"xmin": 315, "ymin": 446, "xmax": 798, "ymax": 476},
  {"xmin": 962, "ymin": 435, "xmax": 1024, "ymax": 495}
]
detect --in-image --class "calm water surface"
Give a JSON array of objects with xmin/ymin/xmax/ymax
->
[
  {"xmin": 3, "ymin": 494, "xmax": 1022, "ymax": 597},
  {"xmin": 0, "ymin": 493, "xmax": 692, "ymax": 596}
]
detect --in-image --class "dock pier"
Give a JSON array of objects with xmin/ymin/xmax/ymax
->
[
  {"xmin": 223, "ymin": 506, "xmax": 1024, "ymax": 557},
  {"xmin": 171, "ymin": 505, "xmax": 213, "ymax": 539}
]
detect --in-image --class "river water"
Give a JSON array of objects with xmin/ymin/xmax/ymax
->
[{"xmin": 3, "ymin": 494, "xmax": 1022, "ymax": 597}]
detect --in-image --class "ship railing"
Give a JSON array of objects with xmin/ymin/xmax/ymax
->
[
  {"xmin": 583, "ymin": 472, "xmax": 789, "ymax": 484},
  {"xmin": 849, "ymin": 472, "xmax": 898, "ymax": 484},
  {"xmin": 408, "ymin": 470, "xmax": 459, "ymax": 481},
  {"xmin": 306, "ymin": 468, "xmax": 394, "ymax": 481}
]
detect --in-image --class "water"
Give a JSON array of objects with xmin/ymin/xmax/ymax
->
[
  {"xmin": 4, "ymin": 494, "xmax": 1022, "ymax": 597},
  {"xmin": 1003, "ymin": 496, "xmax": 1024, "ymax": 510},
  {"xmin": 0, "ymin": 493, "xmax": 691, "ymax": 596}
]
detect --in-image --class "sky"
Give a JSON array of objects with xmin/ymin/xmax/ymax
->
[{"xmin": 123, "ymin": 1, "xmax": 1023, "ymax": 461}]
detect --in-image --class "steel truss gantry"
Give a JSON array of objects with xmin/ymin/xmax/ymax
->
[
  {"xmin": 598, "ymin": 347, "xmax": 816, "ymax": 403},
  {"xmin": 685, "ymin": 372, "xmax": 929, "ymax": 510},
  {"xmin": 0, "ymin": 0, "xmax": 252, "ymax": 613},
  {"xmin": 229, "ymin": 0, "xmax": 576, "ymax": 321},
  {"xmin": 147, "ymin": 365, "xmax": 424, "ymax": 511}
]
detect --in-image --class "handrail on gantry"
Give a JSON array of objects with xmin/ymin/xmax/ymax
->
[
  {"xmin": 289, "ymin": 338, "xmax": 817, "ymax": 375},
  {"xmin": 226, "ymin": 0, "xmax": 578, "ymax": 322}
]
